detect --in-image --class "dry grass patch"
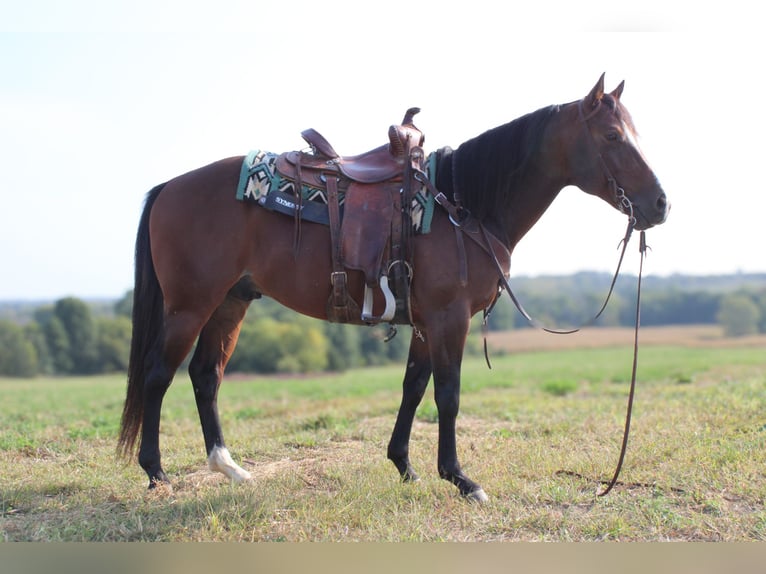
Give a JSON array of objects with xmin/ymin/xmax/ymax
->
[{"xmin": 487, "ymin": 324, "xmax": 766, "ymax": 353}]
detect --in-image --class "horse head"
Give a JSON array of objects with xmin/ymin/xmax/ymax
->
[{"xmin": 568, "ymin": 73, "xmax": 670, "ymax": 230}]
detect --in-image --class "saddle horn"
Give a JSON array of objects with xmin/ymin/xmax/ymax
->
[{"xmin": 401, "ymin": 107, "xmax": 421, "ymax": 126}]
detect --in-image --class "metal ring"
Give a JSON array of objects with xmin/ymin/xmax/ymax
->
[
  {"xmin": 387, "ymin": 259, "xmax": 413, "ymax": 280},
  {"xmin": 615, "ymin": 187, "xmax": 634, "ymax": 217}
]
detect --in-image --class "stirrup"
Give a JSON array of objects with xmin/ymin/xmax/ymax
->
[{"xmin": 361, "ymin": 275, "xmax": 396, "ymax": 322}]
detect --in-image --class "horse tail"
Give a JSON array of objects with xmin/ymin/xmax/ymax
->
[{"xmin": 117, "ymin": 183, "xmax": 166, "ymax": 460}]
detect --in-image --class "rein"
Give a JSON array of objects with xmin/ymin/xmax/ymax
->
[
  {"xmin": 483, "ymin": 218, "xmax": 634, "ymax": 335},
  {"xmin": 484, "ymin": 219, "xmax": 649, "ymax": 496},
  {"xmin": 598, "ymin": 229, "xmax": 646, "ymax": 496}
]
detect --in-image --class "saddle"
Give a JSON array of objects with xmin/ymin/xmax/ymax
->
[{"xmin": 275, "ymin": 108, "xmax": 426, "ymax": 325}]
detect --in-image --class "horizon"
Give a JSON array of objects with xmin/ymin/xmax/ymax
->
[{"xmin": 2, "ymin": 269, "xmax": 765, "ymax": 305}]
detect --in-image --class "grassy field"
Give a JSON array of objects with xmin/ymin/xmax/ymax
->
[{"xmin": 1, "ymin": 325, "xmax": 765, "ymax": 542}]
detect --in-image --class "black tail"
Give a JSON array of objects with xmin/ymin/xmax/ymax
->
[{"xmin": 117, "ymin": 184, "xmax": 167, "ymax": 459}]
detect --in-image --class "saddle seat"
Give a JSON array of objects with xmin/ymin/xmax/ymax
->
[{"xmin": 284, "ymin": 107, "xmax": 425, "ymax": 184}]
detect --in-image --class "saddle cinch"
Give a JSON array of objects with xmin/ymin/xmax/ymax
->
[{"xmin": 275, "ymin": 108, "xmax": 426, "ymax": 325}]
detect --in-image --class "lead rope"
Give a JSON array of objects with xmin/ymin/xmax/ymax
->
[{"xmin": 597, "ymin": 229, "xmax": 647, "ymax": 496}]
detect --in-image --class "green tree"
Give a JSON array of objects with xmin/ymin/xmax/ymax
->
[
  {"xmin": 358, "ymin": 325, "xmax": 406, "ymax": 365},
  {"xmin": 24, "ymin": 322, "xmax": 52, "ymax": 374},
  {"xmin": 754, "ymin": 290, "xmax": 766, "ymax": 333},
  {"xmin": 35, "ymin": 298, "xmax": 100, "ymax": 374},
  {"xmin": 382, "ymin": 325, "xmax": 411, "ymax": 362},
  {"xmin": 95, "ymin": 316, "xmax": 132, "ymax": 372},
  {"xmin": 53, "ymin": 297, "xmax": 99, "ymax": 373},
  {"xmin": 324, "ymin": 323, "xmax": 361, "ymax": 371},
  {"xmin": 0, "ymin": 319, "xmax": 38, "ymax": 377},
  {"xmin": 234, "ymin": 317, "xmax": 286, "ymax": 373},
  {"xmin": 228, "ymin": 317, "xmax": 329, "ymax": 374},
  {"xmin": 40, "ymin": 314, "xmax": 73, "ymax": 373},
  {"xmin": 277, "ymin": 322, "xmax": 328, "ymax": 373},
  {"xmin": 717, "ymin": 293, "xmax": 760, "ymax": 337},
  {"xmin": 114, "ymin": 290, "xmax": 133, "ymax": 318}
]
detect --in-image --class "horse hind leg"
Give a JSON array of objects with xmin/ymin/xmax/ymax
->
[
  {"xmin": 387, "ymin": 331, "xmax": 432, "ymax": 482},
  {"xmin": 139, "ymin": 357, "xmax": 176, "ymax": 487},
  {"xmin": 188, "ymin": 284, "xmax": 255, "ymax": 483},
  {"xmin": 139, "ymin": 310, "xmax": 208, "ymax": 488}
]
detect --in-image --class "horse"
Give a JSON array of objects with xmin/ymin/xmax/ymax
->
[{"xmin": 118, "ymin": 74, "xmax": 669, "ymax": 502}]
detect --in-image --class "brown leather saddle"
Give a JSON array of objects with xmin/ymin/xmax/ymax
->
[{"xmin": 275, "ymin": 108, "xmax": 426, "ymax": 325}]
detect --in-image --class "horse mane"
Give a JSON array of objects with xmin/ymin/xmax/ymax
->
[{"xmin": 449, "ymin": 105, "xmax": 561, "ymax": 223}]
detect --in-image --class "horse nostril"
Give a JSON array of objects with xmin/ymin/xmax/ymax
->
[{"xmin": 656, "ymin": 193, "xmax": 668, "ymax": 211}]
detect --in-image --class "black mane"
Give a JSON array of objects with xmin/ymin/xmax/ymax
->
[{"xmin": 444, "ymin": 105, "xmax": 560, "ymax": 224}]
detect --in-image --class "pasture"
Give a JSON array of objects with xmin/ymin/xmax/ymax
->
[{"xmin": 1, "ymin": 326, "xmax": 765, "ymax": 542}]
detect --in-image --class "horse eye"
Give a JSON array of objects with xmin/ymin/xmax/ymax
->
[{"xmin": 606, "ymin": 131, "xmax": 621, "ymax": 142}]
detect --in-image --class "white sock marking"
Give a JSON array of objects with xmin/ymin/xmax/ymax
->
[{"xmin": 207, "ymin": 446, "xmax": 252, "ymax": 483}]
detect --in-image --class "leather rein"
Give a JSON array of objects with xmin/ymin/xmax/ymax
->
[{"xmin": 414, "ymin": 97, "xmax": 650, "ymax": 496}]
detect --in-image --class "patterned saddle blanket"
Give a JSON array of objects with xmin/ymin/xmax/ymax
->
[{"xmin": 235, "ymin": 149, "xmax": 436, "ymax": 234}]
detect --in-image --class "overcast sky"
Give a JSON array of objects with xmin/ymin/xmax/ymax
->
[{"xmin": 1, "ymin": 1, "xmax": 763, "ymax": 300}]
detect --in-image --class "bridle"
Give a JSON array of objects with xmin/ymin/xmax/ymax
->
[{"xmin": 578, "ymin": 97, "xmax": 638, "ymax": 227}]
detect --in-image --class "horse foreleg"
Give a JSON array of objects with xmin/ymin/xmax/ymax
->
[
  {"xmin": 188, "ymin": 293, "xmax": 252, "ymax": 483},
  {"xmin": 387, "ymin": 331, "xmax": 432, "ymax": 482},
  {"xmin": 429, "ymin": 317, "xmax": 488, "ymax": 503}
]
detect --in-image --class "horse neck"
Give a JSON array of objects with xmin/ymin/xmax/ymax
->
[
  {"xmin": 448, "ymin": 106, "xmax": 569, "ymax": 251},
  {"xmin": 502, "ymin": 166, "xmax": 564, "ymax": 250},
  {"xmin": 503, "ymin": 104, "xmax": 586, "ymax": 248}
]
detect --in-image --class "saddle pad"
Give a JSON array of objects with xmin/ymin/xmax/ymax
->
[{"xmin": 235, "ymin": 149, "xmax": 435, "ymax": 234}]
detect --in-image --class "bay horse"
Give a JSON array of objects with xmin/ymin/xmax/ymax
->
[{"xmin": 118, "ymin": 74, "xmax": 669, "ymax": 501}]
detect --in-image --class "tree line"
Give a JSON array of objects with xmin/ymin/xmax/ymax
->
[
  {"xmin": 1, "ymin": 272, "xmax": 764, "ymax": 378},
  {"xmin": 484, "ymin": 272, "xmax": 766, "ymax": 336},
  {"xmin": 0, "ymin": 293, "xmax": 412, "ymax": 378}
]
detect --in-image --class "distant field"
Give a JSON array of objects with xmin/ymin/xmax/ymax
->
[
  {"xmin": 1, "ymin": 326, "xmax": 765, "ymax": 541},
  {"xmin": 487, "ymin": 324, "xmax": 766, "ymax": 353}
]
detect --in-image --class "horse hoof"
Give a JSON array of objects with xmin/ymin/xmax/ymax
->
[
  {"xmin": 465, "ymin": 488, "xmax": 488, "ymax": 503},
  {"xmin": 230, "ymin": 468, "xmax": 252, "ymax": 484},
  {"xmin": 148, "ymin": 478, "xmax": 173, "ymax": 494},
  {"xmin": 402, "ymin": 469, "xmax": 421, "ymax": 483}
]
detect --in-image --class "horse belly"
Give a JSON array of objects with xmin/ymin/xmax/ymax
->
[{"xmin": 245, "ymin": 211, "xmax": 371, "ymax": 321}]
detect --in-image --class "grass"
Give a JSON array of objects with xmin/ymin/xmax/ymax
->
[{"xmin": 1, "ymin": 326, "xmax": 765, "ymax": 541}]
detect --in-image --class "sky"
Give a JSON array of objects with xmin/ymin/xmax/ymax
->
[{"xmin": 1, "ymin": 1, "xmax": 764, "ymax": 301}]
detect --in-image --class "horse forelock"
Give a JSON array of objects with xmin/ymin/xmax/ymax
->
[{"xmin": 452, "ymin": 105, "xmax": 559, "ymax": 222}]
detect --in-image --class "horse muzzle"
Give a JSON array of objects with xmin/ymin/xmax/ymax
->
[{"xmin": 628, "ymin": 189, "xmax": 670, "ymax": 231}]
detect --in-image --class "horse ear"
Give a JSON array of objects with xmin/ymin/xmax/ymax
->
[
  {"xmin": 610, "ymin": 80, "xmax": 625, "ymax": 101},
  {"xmin": 585, "ymin": 73, "xmax": 606, "ymax": 109}
]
